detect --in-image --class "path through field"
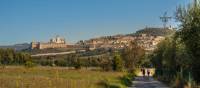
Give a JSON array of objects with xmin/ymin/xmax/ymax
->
[{"xmin": 129, "ymin": 76, "xmax": 169, "ymax": 88}]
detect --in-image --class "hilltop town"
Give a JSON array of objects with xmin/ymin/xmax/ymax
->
[{"xmin": 30, "ymin": 27, "xmax": 175, "ymax": 53}]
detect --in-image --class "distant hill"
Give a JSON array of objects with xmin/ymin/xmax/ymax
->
[
  {"xmin": 81, "ymin": 27, "xmax": 175, "ymax": 45},
  {"xmin": 132, "ymin": 28, "xmax": 175, "ymax": 36},
  {"xmin": 0, "ymin": 43, "xmax": 30, "ymax": 51}
]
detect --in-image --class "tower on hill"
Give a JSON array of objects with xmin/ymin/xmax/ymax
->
[{"xmin": 160, "ymin": 12, "xmax": 172, "ymax": 29}]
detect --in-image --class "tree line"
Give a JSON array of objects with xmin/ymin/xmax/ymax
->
[
  {"xmin": 0, "ymin": 48, "xmax": 31, "ymax": 65},
  {"xmin": 150, "ymin": 0, "xmax": 200, "ymax": 87},
  {"xmin": 31, "ymin": 42, "xmax": 146, "ymax": 72}
]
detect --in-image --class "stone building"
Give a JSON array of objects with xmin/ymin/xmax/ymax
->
[{"xmin": 31, "ymin": 36, "xmax": 67, "ymax": 49}]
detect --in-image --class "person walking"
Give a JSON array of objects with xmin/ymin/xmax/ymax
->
[
  {"xmin": 142, "ymin": 68, "xmax": 145, "ymax": 77},
  {"xmin": 147, "ymin": 69, "xmax": 150, "ymax": 77}
]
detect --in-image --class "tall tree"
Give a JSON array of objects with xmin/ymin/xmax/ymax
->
[
  {"xmin": 112, "ymin": 53, "xmax": 123, "ymax": 71},
  {"xmin": 122, "ymin": 41, "xmax": 145, "ymax": 70},
  {"xmin": 176, "ymin": 0, "xmax": 200, "ymax": 82}
]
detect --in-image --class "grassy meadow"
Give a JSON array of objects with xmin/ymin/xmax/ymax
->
[{"xmin": 0, "ymin": 66, "xmax": 127, "ymax": 88}]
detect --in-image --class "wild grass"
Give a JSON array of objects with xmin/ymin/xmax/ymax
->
[{"xmin": 0, "ymin": 66, "xmax": 126, "ymax": 88}]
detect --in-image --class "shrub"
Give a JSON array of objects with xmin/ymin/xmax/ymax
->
[
  {"xmin": 74, "ymin": 63, "xmax": 81, "ymax": 69},
  {"xmin": 74, "ymin": 59, "xmax": 82, "ymax": 69},
  {"xmin": 54, "ymin": 60, "xmax": 67, "ymax": 67},
  {"xmin": 100, "ymin": 61, "xmax": 113, "ymax": 71},
  {"xmin": 121, "ymin": 73, "xmax": 135, "ymax": 87},
  {"xmin": 112, "ymin": 54, "xmax": 123, "ymax": 71},
  {"xmin": 24, "ymin": 61, "xmax": 35, "ymax": 68}
]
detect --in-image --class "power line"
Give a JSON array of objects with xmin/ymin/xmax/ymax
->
[{"xmin": 160, "ymin": 12, "xmax": 172, "ymax": 29}]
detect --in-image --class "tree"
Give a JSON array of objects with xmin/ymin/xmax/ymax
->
[
  {"xmin": 3, "ymin": 49, "xmax": 14, "ymax": 64},
  {"xmin": 0, "ymin": 56, "xmax": 2, "ymax": 66},
  {"xmin": 122, "ymin": 41, "xmax": 145, "ymax": 71},
  {"xmin": 112, "ymin": 53, "xmax": 123, "ymax": 71},
  {"xmin": 0, "ymin": 48, "xmax": 31, "ymax": 65},
  {"xmin": 176, "ymin": 0, "xmax": 200, "ymax": 83},
  {"xmin": 0, "ymin": 49, "xmax": 2, "ymax": 65},
  {"xmin": 100, "ymin": 59, "xmax": 112, "ymax": 71},
  {"xmin": 70, "ymin": 55, "xmax": 82, "ymax": 69},
  {"xmin": 25, "ymin": 61, "xmax": 35, "ymax": 68},
  {"xmin": 151, "ymin": 36, "xmax": 192, "ymax": 86},
  {"xmin": 54, "ymin": 59, "xmax": 67, "ymax": 67},
  {"xmin": 74, "ymin": 58, "xmax": 81, "ymax": 69},
  {"xmin": 151, "ymin": 37, "xmax": 177, "ymax": 78}
]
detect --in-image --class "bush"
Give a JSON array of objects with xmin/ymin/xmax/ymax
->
[
  {"xmin": 74, "ymin": 63, "xmax": 81, "ymax": 69},
  {"xmin": 24, "ymin": 61, "xmax": 35, "ymax": 68},
  {"xmin": 112, "ymin": 54, "xmax": 123, "ymax": 71},
  {"xmin": 54, "ymin": 60, "xmax": 67, "ymax": 67},
  {"xmin": 100, "ymin": 61, "xmax": 113, "ymax": 71},
  {"xmin": 121, "ymin": 73, "xmax": 135, "ymax": 86}
]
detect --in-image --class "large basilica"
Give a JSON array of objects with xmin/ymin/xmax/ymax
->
[{"xmin": 31, "ymin": 36, "xmax": 67, "ymax": 49}]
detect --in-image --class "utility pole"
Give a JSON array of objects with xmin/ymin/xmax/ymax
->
[{"xmin": 160, "ymin": 12, "xmax": 172, "ymax": 29}]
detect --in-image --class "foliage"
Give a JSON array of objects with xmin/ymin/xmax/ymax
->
[
  {"xmin": 101, "ymin": 78, "xmax": 125, "ymax": 88},
  {"xmin": 129, "ymin": 28, "xmax": 175, "ymax": 36},
  {"xmin": 0, "ymin": 48, "xmax": 31, "ymax": 65},
  {"xmin": 176, "ymin": 0, "xmax": 200, "ymax": 83},
  {"xmin": 32, "ymin": 53, "xmax": 117, "ymax": 71},
  {"xmin": 112, "ymin": 53, "xmax": 123, "ymax": 71},
  {"xmin": 74, "ymin": 58, "xmax": 82, "ymax": 69},
  {"xmin": 54, "ymin": 59, "xmax": 67, "ymax": 67},
  {"xmin": 151, "ymin": 36, "xmax": 192, "ymax": 86},
  {"xmin": 100, "ymin": 58, "xmax": 113, "ymax": 71},
  {"xmin": 24, "ymin": 61, "xmax": 35, "ymax": 68},
  {"xmin": 100, "ymin": 72, "xmax": 135, "ymax": 88},
  {"xmin": 122, "ymin": 41, "xmax": 145, "ymax": 71},
  {"xmin": 120, "ymin": 73, "xmax": 135, "ymax": 87}
]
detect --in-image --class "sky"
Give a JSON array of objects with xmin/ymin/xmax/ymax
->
[{"xmin": 0, "ymin": 0, "xmax": 190, "ymax": 45}]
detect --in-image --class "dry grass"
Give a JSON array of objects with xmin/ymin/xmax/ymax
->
[{"xmin": 0, "ymin": 66, "xmax": 125, "ymax": 88}]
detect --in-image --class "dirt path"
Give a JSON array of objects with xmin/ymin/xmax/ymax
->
[{"xmin": 129, "ymin": 76, "xmax": 169, "ymax": 88}]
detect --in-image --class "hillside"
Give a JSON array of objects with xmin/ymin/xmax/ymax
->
[
  {"xmin": 90, "ymin": 27, "xmax": 175, "ymax": 41},
  {"xmin": 0, "ymin": 43, "xmax": 30, "ymax": 51},
  {"xmin": 134, "ymin": 27, "xmax": 175, "ymax": 36}
]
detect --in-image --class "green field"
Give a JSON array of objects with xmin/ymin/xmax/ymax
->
[{"xmin": 0, "ymin": 66, "xmax": 127, "ymax": 88}]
